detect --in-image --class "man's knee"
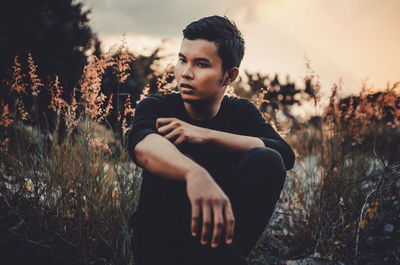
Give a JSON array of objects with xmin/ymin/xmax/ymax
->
[{"xmin": 241, "ymin": 147, "xmax": 286, "ymax": 187}]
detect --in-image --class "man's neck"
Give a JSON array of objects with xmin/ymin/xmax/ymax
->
[{"xmin": 183, "ymin": 96, "xmax": 224, "ymax": 121}]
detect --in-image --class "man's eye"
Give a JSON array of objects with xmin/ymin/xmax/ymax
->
[
  {"xmin": 178, "ymin": 58, "xmax": 186, "ymax": 63},
  {"xmin": 197, "ymin": 63, "xmax": 208, "ymax": 68}
]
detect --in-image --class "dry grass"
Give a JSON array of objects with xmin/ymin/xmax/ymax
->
[
  {"xmin": 0, "ymin": 52, "xmax": 140, "ymax": 265},
  {"xmin": 253, "ymin": 72, "xmax": 399, "ymax": 264}
]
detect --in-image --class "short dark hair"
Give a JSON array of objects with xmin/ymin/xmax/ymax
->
[{"xmin": 183, "ymin": 15, "xmax": 245, "ymax": 72}]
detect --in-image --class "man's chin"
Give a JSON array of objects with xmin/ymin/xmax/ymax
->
[
  {"xmin": 181, "ymin": 97, "xmax": 198, "ymax": 104},
  {"xmin": 180, "ymin": 93, "xmax": 207, "ymax": 105}
]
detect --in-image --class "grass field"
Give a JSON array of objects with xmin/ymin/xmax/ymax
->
[{"xmin": 1, "ymin": 52, "xmax": 399, "ymax": 265}]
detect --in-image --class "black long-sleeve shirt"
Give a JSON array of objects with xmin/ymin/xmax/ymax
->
[{"xmin": 127, "ymin": 92, "xmax": 295, "ymax": 172}]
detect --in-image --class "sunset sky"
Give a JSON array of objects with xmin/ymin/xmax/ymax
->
[{"xmin": 81, "ymin": 0, "xmax": 399, "ymax": 97}]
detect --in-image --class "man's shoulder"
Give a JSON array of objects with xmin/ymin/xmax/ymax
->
[
  {"xmin": 133, "ymin": 92, "xmax": 181, "ymax": 117},
  {"xmin": 223, "ymin": 95, "xmax": 262, "ymax": 122},
  {"xmin": 224, "ymin": 95, "xmax": 254, "ymax": 109}
]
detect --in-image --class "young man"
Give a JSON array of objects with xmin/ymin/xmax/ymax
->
[{"xmin": 127, "ymin": 15, "xmax": 295, "ymax": 265}]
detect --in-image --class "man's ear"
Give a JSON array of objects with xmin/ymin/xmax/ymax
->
[{"xmin": 223, "ymin": 67, "xmax": 239, "ymax": 85}]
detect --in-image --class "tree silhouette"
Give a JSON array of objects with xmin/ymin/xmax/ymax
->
[
  {"xmin": 0, "ymin": 0, "xmax": 96, "ymax": 131},
  {"xmin": 234, "ymin": 71, "xmax": 302, "ymax": 128},
  {"xmin": 0, "ymin": 0, "xmax": 95, "ymax": 88}
]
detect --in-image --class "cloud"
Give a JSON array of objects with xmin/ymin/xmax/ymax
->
[{"xmin": 81, "ymin": 0, "xmax": 255, "ymax": 37}]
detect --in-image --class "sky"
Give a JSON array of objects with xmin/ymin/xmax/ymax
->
[{"xmin": 80, "ymin": 0, "xmax": 400, "ymax": 97}]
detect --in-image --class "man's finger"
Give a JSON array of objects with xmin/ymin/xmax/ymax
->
[
  {"xmin": 157, "ymin": 122, "xmax": 175, "ymax": 135},
  {"xmin": 156, "ymin": 117, "xmax": 175, "ymax": 129},
  {"xmin": 211, "ymin": 205, "xmax": 224, "ymax": 248},
  {"xmin": 223, "ymin": 202, "xmax": 235, "ymax": 244},
  {"xmin": 163, "ymin": 128, "xmax": 180, "ymax": 141},
  {"xmin": 191, "ymin": 202, "xmax": 201, "ymax": 237},
  {"xmin": 174, "ymin": 134, "xmax": 186, "ymax": 146},
  {"xmin": 201, "ymin": 203, "xmax": 212, "ymax": 245}
]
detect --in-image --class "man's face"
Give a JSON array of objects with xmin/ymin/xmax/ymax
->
[{"xmin": 175, "ymin": 38, "xmax": 227, "ymax": 104}]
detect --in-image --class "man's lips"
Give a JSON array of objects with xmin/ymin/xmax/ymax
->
[{"xmin": 180, "ymin": 83, "xmax": 195, "ymax": 90}]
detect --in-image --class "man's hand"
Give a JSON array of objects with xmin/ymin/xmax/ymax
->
[
  {"xmin": 156, "ymin": 118, "xmax": 209, "ymax": 146},
  {"xmin": 185, "ymin": 167, "xmax": 235, "ymax": 248}
]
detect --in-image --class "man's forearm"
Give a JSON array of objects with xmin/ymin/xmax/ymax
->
[
  {"xmin": 206, "ymin": 129, "xmax": 265, "ymax": 154},
  {"xmin": 134, "ymin": 133, "xmax": 206, "ymax": 182}
]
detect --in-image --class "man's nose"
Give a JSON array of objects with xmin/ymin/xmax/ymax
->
[{"xmin": 181, "ymin": 64, "xmax": 194, "ymax": 79}]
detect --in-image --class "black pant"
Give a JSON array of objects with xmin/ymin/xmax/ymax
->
[{"xmin": 131, "ymin": 147, "xmax": 287, "ymax": 265}]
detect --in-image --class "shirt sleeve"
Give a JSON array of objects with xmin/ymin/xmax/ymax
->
[
  {"xmin": 238, "ymin": 98, "xmax": 295, "ymax": 170},
  {"xmin": 126, "ymin": 95, "xmax": 170, "ymax": 165}
]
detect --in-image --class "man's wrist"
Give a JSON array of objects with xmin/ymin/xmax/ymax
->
[
  {"xmin": 204, "ymin": 128, "xmax": 218, "ymax": 145},
  {"xmin": 184, "ymin": 165, "xmax": 210, "ymax": 182}
]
